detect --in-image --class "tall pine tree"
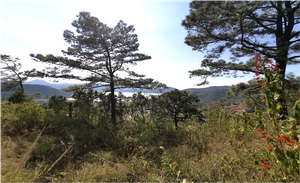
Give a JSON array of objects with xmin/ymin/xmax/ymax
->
[
  {"xmin": 31, "ymin": 11, "xmax": 166, "ymax": 125},
  {"xmin": 182, "ymin": 1, "xmax": 300, "ymax": 118}
]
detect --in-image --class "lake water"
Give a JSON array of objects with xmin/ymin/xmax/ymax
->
[{"xmin": 67, "ymin": 92, "xmax": 160, "ymax": 101}]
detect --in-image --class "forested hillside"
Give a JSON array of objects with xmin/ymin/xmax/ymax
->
[
  {"xmin": 1, "ymin": 2, "xmax": 299, "ymax": 182},
  {"xmin": 1, "ymin": 84, "xmax": 71, "ymax": 100},
  {"xmin": 183, "ymin": 86, "xmax": 231, "ymax": 104}
]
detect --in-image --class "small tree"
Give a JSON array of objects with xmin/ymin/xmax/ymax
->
[
  {"xmin": 48, "ymin": 95, "xmax": 68, "ymax": 114},
  {"xmin": 31, "ymin": 11, "xmax": 166, "ymax": 125},
  {"xmin": 130, "ymin": 92, "xmax": 149, "ymax": 122},
  {"xmin": 1, "ymin": 54, "xmax": 30, "ymax": 92},
  {"xmin": 71, "ymin": 88, "xmax": 100, "ymax": 120},
  {"xmin": 159, "ymin": 89, "xmax": 201, "ymax": 129}
]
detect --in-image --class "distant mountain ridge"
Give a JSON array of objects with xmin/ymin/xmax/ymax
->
[
  {"xmin": 24, "ymin": 80, "xmax": 83, "ymax": 90},
  {"xmin": 183, "ymin": 86, "xmax": 231, "ymax": 104},
  {"xmin": 24, "ymin": 79, "xmax": 176, "ymax": 93},
  {"xmin": 1, "ymin": 84, "xmax": 72, "ymax": 100},
  {"xmin": 2, "ymin": 80, "xmax": 232, "ymax": 102}
]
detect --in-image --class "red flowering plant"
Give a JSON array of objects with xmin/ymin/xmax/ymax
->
[
  {"xmin": 222, "ymin": 55, "xmax": 300, "ymax": 181},
  {"xmin": 247, "ymin": 55, "xmax": 300, "ymax": 181}
]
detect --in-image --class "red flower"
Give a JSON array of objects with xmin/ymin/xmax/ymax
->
[
  {"xmin": 276, "ymin": 63, "xmax": 280, "ymax": 66},
  {"xmin": 278, "ymin": 68, "xmax": 284, "ymax": 71},
  {"xmin": 254, "ymin": 128, "xmax": 261, "ymax": 132},
  {"xmin": 265, "ymin": 146, "xmax": 273, "ymax": 151},
  {"xmin": 261, "ymin": 134, "xmax": 266, "ymax": 138},
  {"xmin": 262, "ymin": 138, "xmax": 269, "ymax": 143},
  {"xmin": 277, "ymin": 134, "xmax": 288, "ymax": 141},
  {"xmin": 255, "ymin": 72, "xmax": 260, "ymax": 76},
  {"xmin": 211, "ymin": 103, "xmax": 213, "ymax": 105},
  {"xmin": 268, "ymin": 60, "xmax": 272, "ymax": 63},
  {"xmin": 286, "ymin": 143, "xmax": 292, "ymax": 146},
  {"xmin": 250, "ymin": 101, "xmax": 254, "ymax": 105},
  {"xmin": 258, "ymin": 165, "xmax": 270, "ymax": 170},
  {"xmin": 257, "ymin": 174, "xmax": 264, "ymax": 179},
  {"xmin": 256, "ymin": 83, "xmax": 259, "ymax": 85},
  {"xmin": 262, "ymin": 85, "xmax": 265, "ymax": 89}
]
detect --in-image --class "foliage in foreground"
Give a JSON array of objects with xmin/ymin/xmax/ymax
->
[{"xmin": 1, "ymin": 64, "xmax": 299, "ymax": 182}]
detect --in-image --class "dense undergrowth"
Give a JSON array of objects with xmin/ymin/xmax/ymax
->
[
  {"xmin": 1, "ymin": 58, "xmax": 300, "ymax": 182},
  {"xmin": 2, "ymin": 100, "xmax": 299, "ymax": 182}
]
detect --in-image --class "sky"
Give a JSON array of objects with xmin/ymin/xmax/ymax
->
[{"xmin": 1, "ymin": 0, "xmax": 299, "ymax": 90}]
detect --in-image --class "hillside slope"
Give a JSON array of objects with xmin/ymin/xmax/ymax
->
[
  {"xmin": 1, "ymin": 84, "xmax": 72, "ymax": 100},
  {"xmin": 183, "ymin": 86, "xmax": 231, "ymax": 104}
]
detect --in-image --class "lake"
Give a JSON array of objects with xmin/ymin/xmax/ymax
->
[{"xmin": 67, "ymin": 92, "xmax": 161, "ymax": 101}]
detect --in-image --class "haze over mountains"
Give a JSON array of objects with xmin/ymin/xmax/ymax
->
[{"xmin": 2, "ymin": 79, "xmax": 233, "ymax": 103}]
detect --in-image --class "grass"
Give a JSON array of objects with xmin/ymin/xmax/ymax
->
[{"xmin": 1, "ymin": 101, "xmax": 299, "ymax": 182}]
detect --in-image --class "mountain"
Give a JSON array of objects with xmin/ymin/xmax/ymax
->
[
  {"xmin": 25, "ymin": 79, "xmax": 84, "ymax": 90},
  {"xmin": 115, "ymin": 87, "xmax": 176, "ymax": 93},
  {"xmin": 24, "ymin": 79, "xmax": 176, "ymax": 93},
  {"xmin": 183, "ymin": 86, "xmax": 232, "ymax": 104},
  {"xmin": 1, "ymin": 84, "xmax": 72, "ymax": 100},
  {"xmin": 2, "ymin": 79, "xmax": 232, "ymax": 103}
]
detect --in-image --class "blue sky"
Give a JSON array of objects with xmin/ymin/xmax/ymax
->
[{"xmin": 1, "ymin": 1, "xmax": 299, "ymax": 90}]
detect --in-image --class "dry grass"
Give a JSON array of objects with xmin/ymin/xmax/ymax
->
[
  {"xmin": 1, "ymin": 107, "xmax": 298, "ymax": 182},
  {"xmin": 1, "ymin": 133, "xmax": 45, "ymax": 182},
  {"xmin": 0, "ymin": 133, "xmax": 32, "ymax": 175}
]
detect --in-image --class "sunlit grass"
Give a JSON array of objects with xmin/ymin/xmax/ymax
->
[{"xmin": 1, "ymin": 99, "xmax": 299, "ymax": 182}]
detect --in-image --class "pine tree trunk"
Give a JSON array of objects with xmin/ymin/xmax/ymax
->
[
  {"xmin": 274, "ymin": 1, "xmax": 294, "ymax": 120},
  {"xmin": 174, "ymin": 115, "xmax": 178, "ymax": 129},
  {"xmin": 110, "ymin": 80, "xmax": 116, "ymax": 126}
]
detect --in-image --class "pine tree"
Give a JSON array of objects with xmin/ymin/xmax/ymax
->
[
  {"xmin": 182, "ymin": 1, "xmax": 300, "ymax": 118},
  {"xmin": 31, "ymin": 11, "xmax": 166, "ymax": 125}
]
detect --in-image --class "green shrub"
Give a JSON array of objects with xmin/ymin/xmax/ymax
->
[
  {"xmin": 1, "ymin": 102, "xmax": 47, "ymax": 134},
  {"xmin": 31, "ymin": 135, "xmax": 60, "ymax": 161}
]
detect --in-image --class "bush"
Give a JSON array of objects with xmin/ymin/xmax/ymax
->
[{"xmin": 1, "ymin": 102, "xmax": 47, "ymax": 134}]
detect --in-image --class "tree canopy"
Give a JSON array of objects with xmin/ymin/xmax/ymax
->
[
  {"xmin": 31, "ymin": 11, "xmax": 166, "ymax": 125},
  {"xmin": 1, "ymin": 54, "xmax": 30, "ymax": 92},
  {"xmin": 182, "ymin": 1, "xmax": 300, "ymax": 119},
  {"xmin": 159, "ymin": 89, "xmax": 201, "ymax": 129},
  {"xmin": 182, "ymin": 1, "xmax": 300, "ymax": 85}
]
